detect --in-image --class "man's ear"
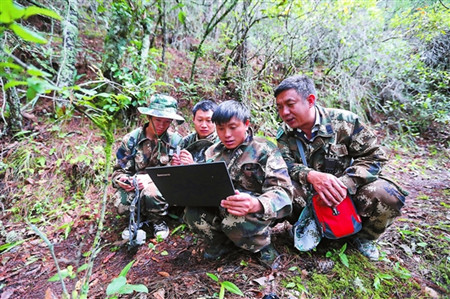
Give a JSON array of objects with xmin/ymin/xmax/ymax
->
[
  {"xmin": 307, "ymin": 94, "xmax": 316, "ymax": 107},
  {"xmin": 244, "ymin": 119, "xmax": 250, "ymax": 126}
]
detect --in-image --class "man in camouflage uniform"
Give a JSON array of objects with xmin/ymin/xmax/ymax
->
[
  {"xmin": 274, "ymin": 75, "xmax": 407, "ymax": 260},
  {"xmin": 112, "ymin": 94, "xmax": 184, "ymax": 241},
  {"xmin": 184, "ymin": 100, "xmax": 293, "ymax": 268},
  {"xmin": 172, "ymin": 99, "xmax": 218, "ymax": 164}
]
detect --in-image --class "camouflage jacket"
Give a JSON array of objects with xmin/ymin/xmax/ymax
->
[
  {"xmin": 205, "ymin": 130, "xmax": 293, "ymax": 221},
  {"xmin": 179, "ymin": 131, "xmax": 219, "ymax": 163},
  {"xmin": 112, "ymin": 123, "xmax": 182, "ymax": 185},
  {"xmin": 276, "ymin": 105, "xmax": 388, "ymax": 195}
]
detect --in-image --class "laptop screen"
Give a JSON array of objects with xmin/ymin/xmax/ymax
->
[{"xmin": 146, "ymin": 161, "xmax": 235, "ymax": 207}]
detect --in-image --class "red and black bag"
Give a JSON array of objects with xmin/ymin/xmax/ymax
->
[{"xmin": 311, "ymin": 193, "xmax": 362, "ymax": 239}]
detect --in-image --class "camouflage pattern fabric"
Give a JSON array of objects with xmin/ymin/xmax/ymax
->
[
  {"xmin": 111, "ymin": 123, "xmax": 182, "ymax": 217},
  {"xmin": 137, "ymin": 94, "xmax": 184, "ymax": 122},
  {"xmin": 184, "ymin": 130, "xmax": 293, "ymax": 253},
  {"xmin": 277, "ymin": 105, "xmax": 407, "ymax": 240},
  {"xmin": 179, "ymin": 131, "xmax": 219, "ymax": 163}
]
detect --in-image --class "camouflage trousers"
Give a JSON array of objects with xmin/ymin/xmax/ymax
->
[
  {"xmin": 113, "ymin": 180, "xmax": 169, "ymax": 219},
  {"xmin": 291, "ymin": 178, "xmax": 407, "ymax": 240},
  {"xmin": 184, "ymin": 206, "xmax": 273, "ymax": 253}
]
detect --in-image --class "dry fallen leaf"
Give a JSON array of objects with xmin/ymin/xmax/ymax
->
[
  {"xmin": 152, "ymin": 288, "xmax": 165, "ymax": 299},
  {"xmin": 158, "ymin": 271, "xmax": 170, "ymax": 277}
]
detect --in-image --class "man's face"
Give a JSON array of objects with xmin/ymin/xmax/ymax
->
[
  {"xmin": 148, "ymin": 116, "xmax": 173, "ymax": 137},
  {"xmin": 275, "ymin": 88, "xmax": 315, "ymax": 130},
  {"xmin": 193, "ymin": 109, "xmax": 215, "ymax": 139},
  {"xmin": 216, "ymin": 116, "xmax": 249, "ymax": 149}
]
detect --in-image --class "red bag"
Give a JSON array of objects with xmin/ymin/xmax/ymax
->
[{"xmin": 312, "ymin": 193, "xmax": 362, "ymax": 239}]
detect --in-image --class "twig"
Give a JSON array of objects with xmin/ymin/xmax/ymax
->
[{"xmin": 28, "ymin": 221, "xmax": 70, "ymax": 297}]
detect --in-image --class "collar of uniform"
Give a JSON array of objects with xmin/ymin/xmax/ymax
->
[
  {"xmin": 195, "ymin": 131, "xmax": 218, "ymax": 143},
  {"xmin": 295, "ymin": 106, "xmax": 321, "ymax": 141},
  {"xmin": 314, "ymin": 105, "xmax": 335, "ymax": 138}
]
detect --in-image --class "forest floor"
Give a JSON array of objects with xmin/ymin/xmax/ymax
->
[{"xmin": 0, "ymin": 116, "xmax": 449, "ymax": 299}]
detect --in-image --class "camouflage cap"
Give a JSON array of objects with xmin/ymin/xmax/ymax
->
[{"xmin": 138, "ymin": 94, "xmax": 184, "ymax": 122}]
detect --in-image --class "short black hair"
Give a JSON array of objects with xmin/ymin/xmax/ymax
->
[
  {"xmin": 274, "ymin": 75, "xmax": 317, "ymax": 100},
  {"xmin": 212, "ymin": 100, "xmax": 250, "ymax": 125},
  {"xmin": 192, "ymin": 99, "xmax": 218, "ymax": 117}
]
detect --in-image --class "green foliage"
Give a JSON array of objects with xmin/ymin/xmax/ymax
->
[
  {"xmin": 326, "ymin": 243, "xmax": 350, "ymax": 267},
  {"xmin": 106, "ymin": 260, "xmax": 148, "ymax": 298},
  {"xmin": 0, "ymin": 0, "xmax": 61, "ymax": 43},
  {"xmin": 283, "ymin": 253, "xmax": 419, "ymax": 298},
  {"xmin": 206, "ymin": 272, "xmax": 244, "ymax": 299},
  {"xmin": 0, "ymin": 0, "xmax": 61, "ymax": 111}
]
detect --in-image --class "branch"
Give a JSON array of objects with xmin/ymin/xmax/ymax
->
[{"xmin": 438, "ymin": 0, "xmax": 449, "ymax": 9}]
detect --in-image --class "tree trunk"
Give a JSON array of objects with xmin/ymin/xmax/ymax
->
[
  {"xmin": 56, "ymin": 0, "xmax": 79, "ymax": 106},
  {"xmin": 190, "ymin": 0, "xmax": 239, "ymax": 82},
  {"xmin": 5, "ymin": 86, "xmax": 23, "ymax": 133}
]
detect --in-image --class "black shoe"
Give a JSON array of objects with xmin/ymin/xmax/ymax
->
[
  {"xmin": 259, "ymin": 244, "xmax": 280, "ymax": 269},
  {"xmin": 204, "ymin": 239, "xmax": 234, "ymax": 260}
]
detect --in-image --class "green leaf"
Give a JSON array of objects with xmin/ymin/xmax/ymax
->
[
  {"xmin": 0, "ymin": 240, "xmax": 25, "ymax": 252},
  {"xmin": 286, "ymin": 282, "xmax": 296, "ymax": 288},
  {"xmin": 27, "ymin": 67, "xmax": 51, "ymax": 77},
  {"xmin": 4, "ymin": 80, "xmax": 27, "ymax": 89},
  {"xmin": 77, "ymin": 263, "xmax": 89, "ymax": 272},
  {"xmin": 222, "ymin": 281, "xmax": 244, "ymax": 296},
  {"xmin": 10, "ymin": 2, "xmax": 25, "ymax": 20},
  {"xmin": 106, "ymin": 276, "xmax": 127, "ymax": 295},
  {"xmin": 206, "ymin": 272, "xmax": 219, "ymax": 282},
  {"xmin": 0, "ymin": 62, "xmax": 23, "ymax": 70},
  {"xmin": 48, "ymin": 268, "xmax": 70, "ymax": 282},
  {"xmin": 119, "ymin": 284, "xmax": 148, "ymax": 294},
  {"xmin": 23, "ymin": 6, "xmax": 62, "ymax": 20},
  {"xmin": 178, "ymin": 11, "xmax": 186, "ymax": 24},
  {"xmin": 9, "ymin": 23, "xmax": 47, "ymax": 44},
  {"xmin": 373, "ymin": 276, "xmax": 381, "ymax": 290},
  {"xmin": 339, "ymin": 253, "xmax": 349, "ymax": 267},
  {"xmin": 26, "ymin": 85, "xmax": 37, "ymax": 99},
  {"xmin": 119, "ymin": 260, "xmax": 135, "ymax": 277}
]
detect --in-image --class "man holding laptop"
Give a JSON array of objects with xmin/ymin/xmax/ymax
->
[{"xmin": 183, "ymin": 100, "xmax": 293, "ymax": 268}]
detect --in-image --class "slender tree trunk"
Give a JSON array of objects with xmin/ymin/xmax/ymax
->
[
  {"xmin": 5, "ymin": 86, "xmax": 22, "ymax": 133},
  {"xmin": 190, "ymin": 0, "xmax": 239, "ymax": 82},
  {"xmin": 56, "ymin": 0, "xmax": 79, "ymax": 106},
  {"xmin": 161, "ymin": 0, "xmax": 167, "ymax": 63},
  {"xmin": 140, "ymin": 3, "xmax": 152, "ymax": 73}
]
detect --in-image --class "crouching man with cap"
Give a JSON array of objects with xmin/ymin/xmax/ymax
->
[
  {"xmin": 111, "ymin": 94, "xmax": 184, "ymax": 242},
  {"xmin": 183, "ymin": 100, "xmax": 293, "ymax": 269}
]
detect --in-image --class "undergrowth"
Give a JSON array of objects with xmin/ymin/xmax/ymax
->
[{"xmin": 282, "ymin": 252, "xmax": 421, "ymax": 298}]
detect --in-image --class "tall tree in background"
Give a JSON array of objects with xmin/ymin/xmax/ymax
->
[
  {"xmin": 190, "ymin": 0, "xmax": 238, "ymax": 81},
  {"xmin": 56, "ymin": 0, "xmax": 79, "ymax": 108}
]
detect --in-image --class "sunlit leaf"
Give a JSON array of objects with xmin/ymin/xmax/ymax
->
[
  {"xmin": 0, "ymin": 62, "xmax": 23, "ymax": 70},
  {"xmin": 23, "ymin": 6, "xmax": 62, "ymax": 20},
  {"xmin": 119, "ymin": 260, "xmax": 135, "ymax": 277},
  {"xmin": 206, "ymin": 272, "xmax": 219, "ymax": 282},
  {"xmin": 4, "ymin": 80, "xmax": 27, "ymax": 89},
  {"xmin": 9, "ymin": 23, "xmax": 47, "ymax": 44},
  {"xmin": 119, "ymin": 284, "xmax": 148, "ymax": 294},
  {"xmin": 222, "ymin": 281, "xmax": 244, "ymax": 296},
  {"xmin": 106, "ymin": 276, "xmax": 126, "ymax": 295}
]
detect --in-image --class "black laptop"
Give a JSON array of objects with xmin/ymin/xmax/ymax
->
[{"xmin": 145, "ymin": 161, "xmax": 235, "ymax": 207}]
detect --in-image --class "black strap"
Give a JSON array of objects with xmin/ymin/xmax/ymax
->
[
  {"xmin": 295, "ymin": 138, "xmax": 308, "ymax": 167},
  {"xmin": 128, "ymin": 175, "xmax": 141, "ymax": 247}
]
